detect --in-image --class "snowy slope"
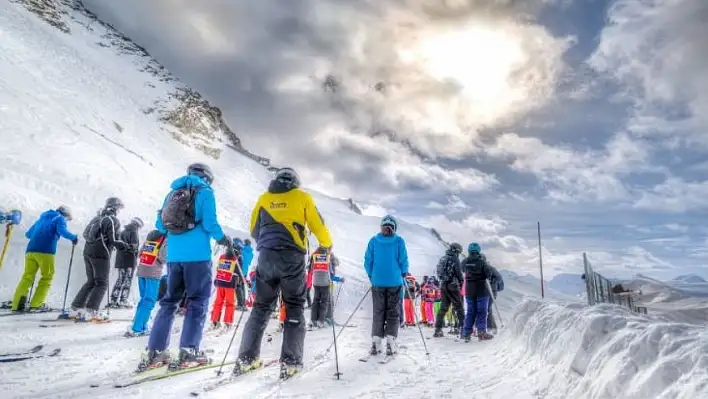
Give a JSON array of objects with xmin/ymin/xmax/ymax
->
[{"xmin": 2, "ymin": 2, "xmax": 708, "ymax": 399}]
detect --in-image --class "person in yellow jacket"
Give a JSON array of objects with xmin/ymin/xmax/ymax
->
[{"xmin": 234, "ymin": 167, "xmax": 332, "ymax": 380}]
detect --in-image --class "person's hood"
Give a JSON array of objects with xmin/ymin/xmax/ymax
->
[
  {"xmin": 466, "ymin": 252, "xmax": 483, "ymax": 261},
  {"xmin": 373, "ymin": 232, "xmax": 399, "ymax": 245},
  {"xmin": 268, "ymin": 179, "xmax": 296, "ymax": 194},
  {"xmin": 39, "ymin": 209, "xmax": 61, "ymax": 221},
  {"xmin": 171, "ymin": 175, "xmax": 210, "ymax": 190},
  {"xmin": 124, "ymin": 223, "xmax": 139, "ymax": 231}
]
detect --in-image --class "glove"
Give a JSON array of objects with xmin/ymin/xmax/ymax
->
[
  {"xmin": 496, "ymin": 280, "xmax": 504, "ymax": 292},
  {"xmin": 72, "ymin": 237, "xmax": 79, "ymax": 246},
  {"xmin": 217, "ymin": 235, "xmax": 233, "ymax": 248}
]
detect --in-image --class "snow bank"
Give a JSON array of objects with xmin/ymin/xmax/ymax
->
[{"xmin": 511, "ymin": 299, "xmax": 708, "ymax": 399}]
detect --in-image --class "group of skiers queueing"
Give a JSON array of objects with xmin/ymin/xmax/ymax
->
[{"xmin": 5, "ymin": 161, "xmax": 505, "ymax": 380}]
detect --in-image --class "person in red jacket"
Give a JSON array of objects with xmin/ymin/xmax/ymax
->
[{"xmin": 210, "ymin": 246, "xmax": 243, "ymax": 330}]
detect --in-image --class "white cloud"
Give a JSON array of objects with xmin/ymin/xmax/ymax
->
[
  {"xmin": 360, "ymin": 204, "xmax": 388, "ymax": 217},
  {"xmin": 634, "ymin": 178, "xmax": 708, "ymax": 212}
]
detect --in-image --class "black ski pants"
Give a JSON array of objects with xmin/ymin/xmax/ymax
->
[
  {"xmin": 71, "ymin": 255, "xmax": 110, "ymax": 311},
  {"xmin": 110, "ymin": 267, "xmax": 134, "ymax": 302},
  {"xmin": 236, "ymin": 278, "xmax": 246, "ymax": 308},
  {"xmin": 310, "ymin": 285, "xmax": 330, "ymax": 324},
  {"xmin": 435, "ymin": 282, "xmax": 465, "ymax": 331},
  {"xmin": 371, "ymin": 286, "xmax": 402, "ymax": 339},
  {"xmin": 238, "ymin": 248, "xmax": 306, "ymax": 365}
]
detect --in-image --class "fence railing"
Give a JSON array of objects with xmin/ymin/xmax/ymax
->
[{"xmin": 583, "ymin": 253, "xmax": 648, "ymax": 314}]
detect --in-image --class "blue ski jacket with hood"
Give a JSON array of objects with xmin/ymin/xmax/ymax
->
[
  {"xmin": 364, "ymin": 232, "xmax": 409, "ymax": 288},
  {"xmin": 25, "ymin": 210, "xmax": 77, "ymax": 255}
]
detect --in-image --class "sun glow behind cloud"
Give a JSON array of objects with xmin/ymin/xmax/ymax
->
[{"xmin": 398, "ymin": 24, "xmax": 528, "ymax": 125}]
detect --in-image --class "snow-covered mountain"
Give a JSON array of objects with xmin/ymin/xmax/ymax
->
[
  {"xmin": 1, "ymin": 2, "xmax": 707, "ymax": 399},
  {"xmin": 548, "ymin": 273, "xmax": 587, "ymax": 297}
]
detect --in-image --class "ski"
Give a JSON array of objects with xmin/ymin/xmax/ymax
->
[
  {"xmin": 113, "ymin": 359, "xmax": 225, "ymax": 388},
  {"xmin": 0, "ymin": 348, "xmax": 61, "ymax": 363},
  {"xmin": 0, "ymin": 308, "xmax": 56, "ymax": 317},
  {"xmin": 358, "ymin": 354, "xmax": 376, "ymax": 363},
  {"xmin": 0, "ymin": 345, "xmax": 44, "ymax": 357},
  {"xmin": 189, "ymin": 358, "xmax": 280, "ymax": 396},
  {"xmin": 39, "ymin": 324, "xmax": 72, "ymax": 328},
  {"xmin": 378, "ymin": 354, "xmax": 396, "ymax": 364}
]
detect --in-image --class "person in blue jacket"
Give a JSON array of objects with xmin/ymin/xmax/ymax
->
[
  {"xmin": 364, "ymin": 215, "xmax": 409, "ymax": 357},
  {"xmin": 11, "ymin": 206, "xmax": 77, "ymax": 312},
  {"xmin": 141, "ymin": 163, "xmax": 232, "ymax": 371}
]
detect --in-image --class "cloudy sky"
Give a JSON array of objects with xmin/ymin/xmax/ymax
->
[{"xmin": 84, "ymin": 0, "xmax": 708, "ymax": 279}]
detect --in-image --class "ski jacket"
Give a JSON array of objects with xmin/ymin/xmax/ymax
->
[
  {"xmin": 25, "ymin": 210, "xmax": 77, "ymax": 255},
  {"xmin": 241, "ymin": 243, "xmax": 254, "ymax": 274},
  {"xmin": 214, "ymin": 251, "xmax": 243, "ymax": 289},
  {"xmin": 83, "ymin": 209, "xmax": 128, "ymax": 259},
  {"xmin": 436, "ymin": 248, "xmax": 464, "ymax": 286},
  {"xmin": 115, "ymin": 223, "xmax": 140, "ymax": 269},
  {"xmin": 157, "ymin": 175, "xmax": 225, "ymax": 263},
  {"xmin": 463, "ymin": 252, "xmax": 494, "ymax": 298},
  {"xmin": 309, "ymin": 252, "xmax": 342, "ymax": 287},
  {"xmin": 364, "ymin": 232, "xmax": 409, "ymax": 288},
  {"xmin": 137, "ymin": 230, "xmax": 167, "ymax": 279},
  {"xmin": 421, "ymin": 283, "xmax": 438, "ymax": 302},
  {"xmin": 250, "ymin": 179, "xmax": 332, "ymax": 254}
]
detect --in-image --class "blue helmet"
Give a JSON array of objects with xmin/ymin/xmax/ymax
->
[
  {"xmin": 468, "ymin": 242, "xmax": 481, "ymax": 253},
  {"xmin": 381, "ymin": 215, "xmax": 398, "ymax": 233},
  {"xmin": 232, "ymin": 238, "xmax": 244, "ymax": 249}
]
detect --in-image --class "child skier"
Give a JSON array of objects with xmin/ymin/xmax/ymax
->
[
  {"xmin": 210, "ymin": 245, "xmax": 243, "ymax": 330},
  {"xmin": 402, "ymin": 273, "xmax": 419, "ymax": 327},
  {"xmin": 421, "ymin": 278, "xmax": 436, "ymax": 327},
  {"xmin": 110, "ymin": 217, "xmax": 144, "ymax": 308},
  {"xmin": 308, "ymin": 247, "xmax": 343, "ymax": 329},
  {"xmin": 127, "ymin": 230, "xmax": 167, "ymax": 337}
]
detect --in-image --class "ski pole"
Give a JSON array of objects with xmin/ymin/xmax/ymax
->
[
  {"xmin": 333, "ymin": 282, "xmax": 344, "ymax": 312},
  {"xmin": 328, "ymin": 291, "xmax": 342, "ymax": 379},
  {"xmin": 0, "ymin": 224, "xmax": 14, "ymax": 271},
  {"xmin": 405, "ymin": 282, "xmax": 430, "ymax": 358},
  {"xmin": 60, "ymin": 244, "xmax": 76, "ymax": 315},
  {"xmin": 216, "ymin": 306, "xmax": 246, "ymax": 376},
  {"xmin": 323, "ymin": 287, "xmax": 370, "ymax": 355},
  {"xmin": 485, "ymin": 279, "xmax": 504, "ymax": 328}
]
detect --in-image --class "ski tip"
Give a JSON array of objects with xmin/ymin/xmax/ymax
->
[
  {"xmin": 89, "ymin": 384, "xmax": 100, "ymax": 388},
  {"xmin": 190, "ymin": 392, "xmax": 200, "ymax": 397},
  {"xmin": 32, "ymin": 345, "xmax": 44, "ymax": 352}
]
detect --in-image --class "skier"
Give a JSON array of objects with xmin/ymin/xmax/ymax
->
[
  {"xmin": 461, "ymin": 243, "xmax": 495, "ymax": 342},
  {"xmin": 140, "ymin": 163, "xmax": 232, "ymax": 371},
  {"xmin": 432, "ymin": 276, "xmax": 442, "ymax": 318},
  {"xmin": 127, "ymin": 229, "xmax": 167, "ymax": 337},
  {"xmin": 210, "ymin": 245, "xmax": 242, "ymax": 330},
  {"xmin": 308, "ymin": 247, "xmax": 343, "ymax": 329},
  {"xmin": 487, "ymin": 265, "xmax": 504, "ymax": 333},
  {"xmin": 433, "ymin": 243, "xmax": 465, "ymax": 338},
  {"xmin": 109, "ymin": 217, "xmax": 144, "ymax": 308},
  {"xmin": 11, "ymin": 206, "xmax": 78, "ymax": 312},
  {"xmin": 420, "ymin": 278, "xmax": 436, "ymax": 327},
  {"xmin": 235, "ymin": 167, "xmax": 332, "ymax": 380},
  {"xmin": 364, "ymin": 215, "xmax": 409, "ymax": 357},
  {"xmin": 402, "ymin": 273, "xmax": 419, "ymax": 327},
  {"xmin": 70, "ymin": 198, "xmax": 129, "ymax": 322}
]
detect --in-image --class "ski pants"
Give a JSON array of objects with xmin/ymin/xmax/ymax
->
[
  {"xmin": 398, "ymin": 296, "xmax": 404, "ymax": 325},
  {"xmin": 371, "ymin": 286, "xmax": 402, "ymax": 339},
  {"xmin": 238, "ymin": 248, "xmax": 306, "ymax": 366},
  {"xmin": 211, "ymin": 286, "xmax": 236, "ymax": 324},
  {"xmin": 110, "ymin": 267, "xmax": 134, "ymax": 303},
  {"xmin": 310, "ymin": 285, "xmax": 330, "ymax": 324},
  {"xmin": 235, "ymin": 279, "xmax": 246, "ymax": 308},
  {"xmin": 305, "ymin": 287, "xmax": 312, "ymax": 308},
  {"xmin": 71, "ymin": 255, "xmax": 110, "ymax": 311},
  {"xmin": 403, "ymin": 298, "xmax": 415, "ymax": 325},
  {"xmin": 462, "ymin": 296, "xmax": 490, "ymax": 337},
  {"xmin": 435, "ymin": 282, "xmax": 465, "ymax": 331},
  {"xmin": 424, "ymin": 302, "xmax": 434, "ymax": 324},
  {"xmin": 12, "ymin": 252, "xmax": 55, "ymax": 310},
  {"xmin": 420, "ymin": 299, "xmax": 428, "ymax": 323},
  {"xmin": 132, "ymin": 277, "xmax": 160, "ymax": 333},
  {"xmin": 434, "ymin": 302, "xmax": 440, "ymax": 318},
  {"xmin": 148, "ymin": 261, "xmax": 212, "ymax": 351}
]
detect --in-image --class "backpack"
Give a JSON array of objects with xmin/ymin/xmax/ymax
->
[
  {"xmin": 161, "ymin": 187, "xmax": 199, "ymax": 234},
  {"xmin": 436, "ymin": 254, "xmax": 458, "ymax": 284},
  {"xmin": 83, "ymin": 215, "xmax": 104, "ymax": 244}
]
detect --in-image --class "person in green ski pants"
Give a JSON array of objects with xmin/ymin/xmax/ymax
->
[{"xmin": 12, "ymin": 206, "xmax": 78, "ymax": 311}]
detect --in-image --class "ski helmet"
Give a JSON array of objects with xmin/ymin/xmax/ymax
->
[
  {"xmin": 468, "ymin": 242, "xmax": 481, "ymax": 253},
  {"xmin": 380, "ymin": 215, "xmax": 397, "ymax": 233},
  {"xmin": 449, "ymin": 242, "xmax": 463, "ymax": 254},
  {"xmin": 244, "ymin": 239, "xmax": 252, "ymax": 246},
  {"xmin": 105, "ymin": 197, "xmax": 124, "ymax": 210},
  {"xmin": 56, "ymin": 205, "xmax": 73, "ymax": 221},
  {"xmin": 233, "ymin": 237, "xmax": 244, "ymax": 248},
  {"xmin": 131, "ymin": 217, "xmax": 145, "ymax": 229},
  {"xmin": 187, "ymin": 163, "xmax": 214, "ymax": 185},
  {"xmin": 275, "ymin": 167, "xmax": 300, "ymax": 188}
]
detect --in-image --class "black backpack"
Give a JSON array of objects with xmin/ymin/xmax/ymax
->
[
  {"xmin": 436, "ymin": 254, "xmax": 458, "ymax": 284},
  {"xmin": 83, "ymin": 215, "xmax": 104, "ymax": 244},
  {"xmin": 161, "ymin": 187, "xmax": 199, "ymax": 234}
]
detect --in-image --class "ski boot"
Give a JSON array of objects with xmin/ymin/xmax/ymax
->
[
  {"xmin": 169, "ymin": 347, "xmax": 210, "ymax": 371},
  {"xmin": 136, "ymin": 349, "xmax": 171, "ymax": 372},
  {"xmin": 433, "ymin": 329, "xmax": 444, "ymax": 338},
  {"xmin": 62, "ymin": 308, "xmax": 83, "ymax": 320},
  {"xmin": 452, "ymin": 327, "xmax": 460, "ymax": 336},
  {"xmin": 80, "ymin": 310, "xmax": 110, "ymax": 323},
  {"xmin": 279, "ymin": 361, "xmax": 302, "ymax": 380},
  {"xmin": 385, "ymin": 336, "xmax": 398, "ymax": 356},
  {"xmin": 462, "ymin": 334, "xmax": 472, "ymax": 343},
  {"xmin": 107, "ymin": 300, "xmax": 119, "ymax": 309},
  {"xmin": 370, "ymin": 337, "xmax": 383, "ymax": 356},
  {"xmin": 223, "ymin": 323, "xmax": 232, "ymax": 331},
  {"xmin": 233, "ymin": 357, "xmax": 263, "ymax": 376},
  {"xmin": 478, "ymin": 331, "xmax": 494, "ymax": 341},
  {"xmin": 307, "ymin": 322, "xmax": 314, "ymax": 331},
  {"xmin": 28, "ymin": 304, "xmax": 51, "ymax": 313},
  {"xmin": 119, "ymin": 299, "xmax": 133, "ymax": 309},
  {"xmin": 209, "ymin": 321, "xmax": 221, "ymax": 331}
]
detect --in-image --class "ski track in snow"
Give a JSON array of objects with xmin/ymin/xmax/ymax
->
[{"xmin": 2, "ymin": 2, "xmax": 708, "ymax": 398}]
